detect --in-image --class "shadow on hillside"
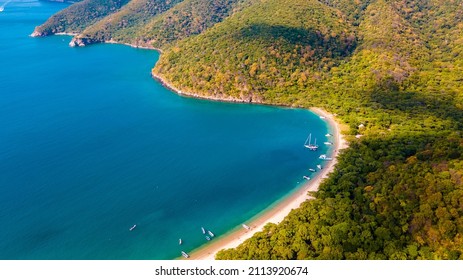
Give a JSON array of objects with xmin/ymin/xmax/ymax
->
[
  {"xmin": 237, "ymin": 23, "xmax": 356, "ymax": 58},
  {"xmin": 369, "ymin": 90, "xmax": 463, "ymax": 129}
]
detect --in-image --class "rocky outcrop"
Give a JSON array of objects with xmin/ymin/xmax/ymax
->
[
  {"xmin": 30, "ymin": 30, "xmax": 43, "ymax": 37},
  {"xmin": 69, "ymin": 36, "xmax": 98, "ymax": 47},
  {"xmin": 30, "ymin": 28, "xmax": 49, "ymax": 37}
]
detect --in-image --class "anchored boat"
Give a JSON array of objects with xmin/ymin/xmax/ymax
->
[
  {"xmin": 319, "ymin": 154, "xmax": 333, "ymax": 161},
  {"xmin": 304, "ymin": 133, "xmax": 319, "ymax": 151}
]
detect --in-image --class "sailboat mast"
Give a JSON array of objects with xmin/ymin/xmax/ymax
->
[{"xmin": 304, "ymin": 134, "xmax": 310, "ymax": 146}]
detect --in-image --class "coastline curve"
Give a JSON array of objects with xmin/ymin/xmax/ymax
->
[
  {"xmin": 151, "ymin": 64, "xmax": 348, "ymax": 261},
  {"xmin": 185, "ymin": 107, "xmax": 347, "ymax": 260},
  {"xmin": 32, "ymin": 31, "xmax": 348, "ymax": 260}
]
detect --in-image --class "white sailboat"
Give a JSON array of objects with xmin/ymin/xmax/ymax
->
[{"xmin": 304, "ymin": 133, "xmax": 319, "ymax": 151}]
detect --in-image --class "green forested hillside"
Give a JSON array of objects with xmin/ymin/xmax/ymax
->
[
  {"xmin": 71, "ymin": 0, "xmax": 183, "ymax": 45},
  {"xmin": 153, "ymin": 0, "xmax": 357, "ymax": 102},
  {"xmin": 32, "ymin": 0, "xmax": 129, "ymax": 36},
  {"xmin": 34, "ymin": 0, "xmax": 463, "ymax": 259},
  {"xmin": 213, "ymin": 0, "xmax": 463, "ymax": 259},
  {"xmin": 34, "ymin": 0, "xmax": 251, "ymax": 48},
  {"xmin": 134, "ymin": 0, "xmax": 255, "ymax": 48}
]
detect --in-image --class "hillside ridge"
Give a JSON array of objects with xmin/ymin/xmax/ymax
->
[{"xmin": 33, "ymin": 0, "xmax": 463, "ymax": 260}]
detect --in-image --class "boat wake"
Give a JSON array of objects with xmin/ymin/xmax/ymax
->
[{"xmin": 0, "ymin": 0, "xmax": 12, "ymax": 12}]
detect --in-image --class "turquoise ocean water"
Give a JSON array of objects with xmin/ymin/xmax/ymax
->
[{"xmin": 0, "ymin": 0, "xmax": 331, "ymax": 259}]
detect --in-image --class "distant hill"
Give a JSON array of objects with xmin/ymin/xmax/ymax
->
[
  {"xmin": 33, "ymin": 0, "xmax": 251, "ymax": 48},
  {"xmin": 32, "ymin": 0, "xmax": 130, "ymax": 36},
  {"xmin": 68, "ymin": 0, "xmax": 183, "ymax": 46},
  {"xmin": 34, "ymin": 0, "xmax": 463, "ymax": 260}
]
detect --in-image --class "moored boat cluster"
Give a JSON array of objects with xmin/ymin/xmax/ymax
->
[{"xmin": 301, "ymin": 128, "xmax": 334, "ymax": 181}]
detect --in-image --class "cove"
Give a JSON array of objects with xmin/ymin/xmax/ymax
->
[{"xmin": 0, "ymin": 0, "xmax": 331, "ymax": 259}]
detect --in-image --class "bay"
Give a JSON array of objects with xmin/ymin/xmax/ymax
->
[{"xmin": 0, "ymin": 0, "xmax": 330, "ymax": 259}]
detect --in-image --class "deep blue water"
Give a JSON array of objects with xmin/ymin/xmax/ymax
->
[{"xmin": 0, "ymin": 0, "xmax": 331, "ymax": 259}]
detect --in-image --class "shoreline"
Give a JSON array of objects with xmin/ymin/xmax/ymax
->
[
  {"xmin": 150, "ymin": 72, "xmax": 348, "ymax": 260},
  {"xmin": 105, "ymin": 39, "xmax": 160, "ymax": 52},
  {"xmin": 152, "ymin": 72, "xmax": 259, "ymax": 104},
  {"xmin": 187, "ymin": 107, "xmax": 347, "ymax": 260},
  {"xmin": 36, "ymin": 34, "xmax": 347, "ymax": 259}
]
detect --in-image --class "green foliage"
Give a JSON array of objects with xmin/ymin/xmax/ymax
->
[
  {"xmin": 33, "ymin": 0, "xmax": 130, "ymax": 35},
  {"xmin": 154, "ymin": 0, "xmax": 357, "ymax": 102},
  {"xmin": 217, "ymin": 134, "xmax": 463, "ymax": 260},
  {"xmin": 36, "ymin": 0, "xmax": 463, "ymax": 259},
  {"xmin": 134, "ymin": 0, "xmax": 255, "ymax": 48},
  {"xmin": 35, "ymin": 0, "xmax": 251, "ymax": 47},
  {"xmin": 75, "ymin": 0, "xmax": 183, "ymax": 44}
]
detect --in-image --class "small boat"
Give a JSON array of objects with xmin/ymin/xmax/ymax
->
[
  {"xmin": 201, "ymin": 227, "xmax": 206, "ymax": 234},
  {"xmin": 325, "ymin": 133, "xmax": 332, "ymax": 137},
  {"xmin": 179, "ymin": 239, "xmax": 182, "ymax": 245},
  {"xmin": 319, "ymin": 116, "xmax": 326, "ymax": 119},
  {"xmin": 129, "ymin": 224, "xmax": 137, "ymax": 231},
  {"xmin": 181, "ymin": 251, "xmax": 189, "ymax": 258},
  {"xmin": 320, "ymin": 154, "xmax": 333, "ymax": 160},
  {"xmin": 207, "ymin": 230, "xmax": 215, "ymax": 238},
  {"xmin": 309, "ymin": 168, "xmax": 316, "ymax": 172},
  {"xmin": 0, "ymin": 7, "xmax": 4, "ymax": 12},
  {"xmin": 317, "ymin": 164, "xmax": 322, "ymax": 169},
  {"xmin": 205, "ymin": 236, "xmax": 211, "ymax": 241},
  {"xmin": 242, "ymin": 224, "xmax": 250, "ymax": 230},
  {"xmin": 303, "ymin": 176, "xmax": 310, "ymax": 180},
  {"xmin": 324, "ymin": 142, "xmax": 333, "ymax": 145}
]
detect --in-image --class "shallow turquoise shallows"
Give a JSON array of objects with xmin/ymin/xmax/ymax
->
[{"xmin": 0, "ymin": 0, "xmax": 331, "ymax": 259}]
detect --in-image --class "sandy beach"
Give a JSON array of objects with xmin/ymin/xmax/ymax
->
[
  {"xmin": 152, "ymin": 61, "xmax": 348, "ymax": 261},
  {"xmin": 153, "ymin": 55, "xmax": 349, "ymax": 261},
  {"xmin": 43, "ymin": 32, "xmax": 348, "ymax": 258},
  {"xmin": 188, "ymin": 107, "xmax": 348, "ymax": 260}
]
